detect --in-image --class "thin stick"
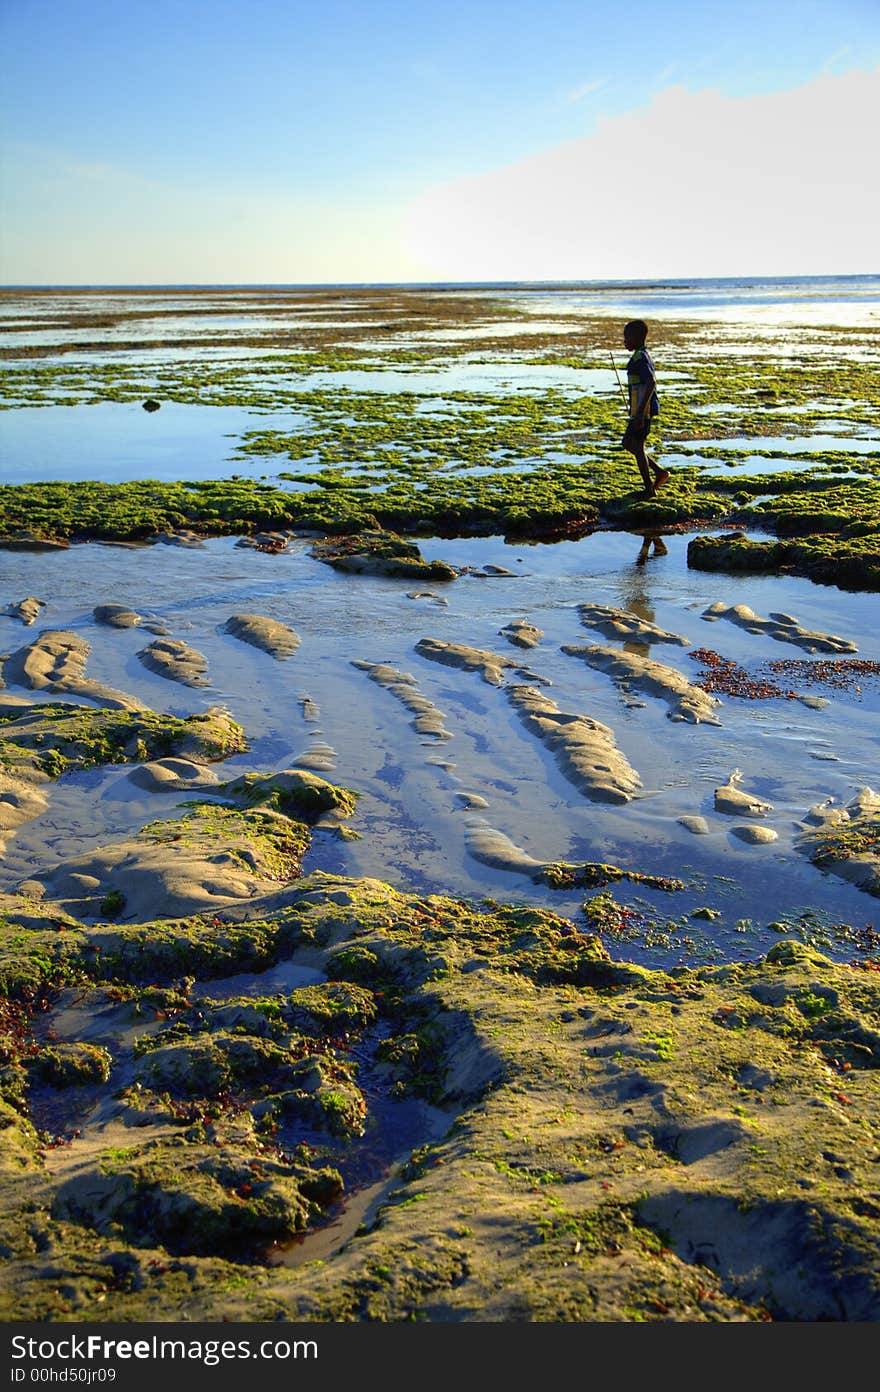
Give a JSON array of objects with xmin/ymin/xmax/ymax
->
[{"xmin": 609, "ymin": 352, "xmax": 628, "ymax": 409}]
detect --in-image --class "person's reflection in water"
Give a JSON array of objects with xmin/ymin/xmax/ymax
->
[
  {"xmin": 636, "ymin": 531, "xmax": 668, "ymax": 565},
  {"xmin": 616, "ymin": 533, "xmax": 669, "ymax": 659}
]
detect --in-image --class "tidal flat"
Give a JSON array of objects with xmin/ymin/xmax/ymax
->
[{"xmin": 1, "ymin": 281, "xmax": 879, "ymax": 1322}]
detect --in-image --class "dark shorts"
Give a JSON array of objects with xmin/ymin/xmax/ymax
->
[{"xmin": 621, "ymin": 419, "xmax": 652, "ymax": 449}]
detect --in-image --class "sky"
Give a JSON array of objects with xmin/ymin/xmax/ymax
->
[{"xmin": 1, "ymin": 0, "xmax": 878, "ymax": 283}]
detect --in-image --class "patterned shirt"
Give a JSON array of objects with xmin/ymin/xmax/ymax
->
[{"xmin": 627, "ymin": 347, "xmax": 659, "ymax": 417}]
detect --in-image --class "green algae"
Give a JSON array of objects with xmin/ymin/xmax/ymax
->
[
  {"xmin": 138, "ymin": 802, "xmax": 311, "ymax": 882},
  {"xmin": 3, "ymin": 869, "xmax": 880, "ymax": 1319},
  {"xmin": 540, "ymin": 862, "xmax": 685, "ymax": 893},
  {"xmin": 51, "ymin": 1129, "xmax": 327, "ymax": 1259},
  {"xmin": 29, "ymin": 1042, "xmax": 112, "ymax": 1087},
  {"xmin": 220, "ymin": 768, "xmax": 358, "ymax": 824},
  {"xmin": 0, "ymin": 702, "xmax": 246, "ymax": 779}
]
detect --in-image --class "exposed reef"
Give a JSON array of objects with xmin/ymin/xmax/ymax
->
[{"xmin": 2, "ymin": 867, "xmax": 879, "ymax": 1321}]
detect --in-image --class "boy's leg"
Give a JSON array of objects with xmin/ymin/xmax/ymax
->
[{"xmin": 634, "ymin": 440, "xmax": 655, "ymax": 496}]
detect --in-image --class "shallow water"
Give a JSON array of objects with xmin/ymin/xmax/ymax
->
[{"xmin": 2, "ymin": 528, "xmax": 877, "ymax": 967}]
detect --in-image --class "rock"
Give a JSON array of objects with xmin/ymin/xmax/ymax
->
[
  {"xmin": 506, "ymin": 684, "xmax": 642, "ymax": 804},
  {"xmin": 310, "ymin": 531, "xmax": 455, "ymax": 581},
  {"xmin": 701, "ymin": 602, "xmax": 857, "ymax": 655},
  {"xmin": 1, "ymin": 597, "xmax": 45, "ymax": 626},
  {"xmin": 577, "ymin": 603, "xmax": 689, "ymax": 646},
  {"xmin": 500, "ymin": 619, "xmax": 543, "ymax": 649},
  {"xmin": 150, "ymin": 530, "xmax": 204, "ymax": 548},
  {"xmin": 0, "ymin": 531, "xmax": 69, "ymax": 551},
  {"xmin": 142, "ymin": 399, "xmax": 161, "ymax": 411},
  {"xmin": 235, "ymin": 532, "xmax": 290, "ymax": 552},
  {"xmin": 223, "ymin": 613, "xmax": 301, "ymax": 660},
  {"xmin": 678, "ymin": 815, "xmax": 712, "ymax": 835},
  {"xmin": 714, "ymin": 771, "xmax": 773, "ymax": 818},
  {"xmin": 731, "ymin": 824, "xmax": 779, "ymax": 844},
  {"xmin": 93, "ymin": 604, "xmax": 142, "ymax": 628},
  {"xmin": 137, "ymin": 638, "xmax": 210, "ymax": 687},
  {"xmin": 407, "ymin": 591, "xmax": 449, "ymax": 606},
  {"xmin": 562, "ymin": 643, "xmax": 721, "ymax": 724}
]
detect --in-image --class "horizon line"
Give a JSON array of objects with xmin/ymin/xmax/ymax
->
[{"xmin": 1, "ymin": 272, "xmax": 878, "ymax": 292}]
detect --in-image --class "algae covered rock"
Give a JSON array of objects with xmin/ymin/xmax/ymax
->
[
  {"xmin": 220, "ymin": 768, "xmax": 358, "ymax": 823},
  {"xmin": 311, "ymin": 530, "xmax": 456, "ymax": 581},
  {"xmin": 29, "ymin": 1042, "xmax": 112, "ymax": 1087},
  {"xmin": 33, "ymin": 803, "xmax": 311, "ymax": 922},
  {"xmin": 135, "ymin": 1032, "xmax": 293, "ymax": 1096},
  {"xmin": 285, "ymin": 982, "xmax": 378, "ymax": 1035},
  {"xmin": 93, "ymin": 604, "xmax": 142, "ymax": 628},
  {"xmin": 0, "ymin": 701, "xmax": 244, "ymax": 781},
  {"xmin": 797, "ymin": 787, "xmax": 880, "ymax": 897},
  {"xmin": 51, "ymin": 1132, "xmax": 323, "ymax": 1257}
]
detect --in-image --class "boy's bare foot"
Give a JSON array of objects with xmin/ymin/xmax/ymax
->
[{"xmin": 654, "ymin": 468, "xmax": 670, "ymax": 489}]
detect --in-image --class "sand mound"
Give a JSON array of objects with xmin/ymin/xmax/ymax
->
[
  {"xmin": 93, "ymin": 604, "xmax": 141, "ymax": 628},
  {"xmin": 415, "ymin": 637, "xmax": 544, "ymax": 687},
  {"xmin": 32, "ymin": 805, "xmax": 309, "ymax": 922},
  {"xmin": 128, "ymin": 758, "xmax": 221, "ymax": 793},
  {"xmin": 500, "ymin": 619, "xmax": 543, "ymax": 649},
  {"xmin": 714, "ymin": 770, "xmax": 773, "ymax": 818}
]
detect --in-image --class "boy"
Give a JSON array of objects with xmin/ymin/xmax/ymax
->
[{"xmin": 621, "ymin": 320, "xmax": 669, "ymax": 499}]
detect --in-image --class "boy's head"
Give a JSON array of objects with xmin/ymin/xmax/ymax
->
[{"xmin": 623, "ymin": 319, "xmax": 648, "ymax": 350}]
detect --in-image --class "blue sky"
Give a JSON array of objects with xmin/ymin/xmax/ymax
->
[{"xmin": 2, "ymin": 0, "xmax": 878, "ymax": 282}]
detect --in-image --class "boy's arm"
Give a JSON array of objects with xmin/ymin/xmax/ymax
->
[{"xmin": 629, "ymin": 372, "xmax": 656, "ymax": 426}]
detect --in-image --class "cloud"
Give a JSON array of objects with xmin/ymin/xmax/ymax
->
[
  {"xmin": 402, "ymin": 67, "xmax": 880, "ymax": 279},
  {"xmin": 565, "ymin": 78, "xmax": 607, "ymax": 105}
]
